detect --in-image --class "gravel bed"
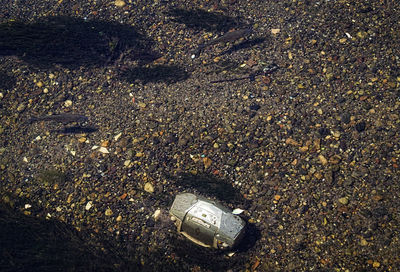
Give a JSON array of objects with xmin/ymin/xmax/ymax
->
[{"xmin": 1, "ymin": 0, "xmax": 399, "ymax": 271}]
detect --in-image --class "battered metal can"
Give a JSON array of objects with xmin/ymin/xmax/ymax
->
[{"xmin": 169, "ymin": 193, "xmax": 246, "ymax": 249}]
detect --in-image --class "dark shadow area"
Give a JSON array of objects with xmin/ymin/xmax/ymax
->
[
  {"xmin": 235, "ymin": 222, "xmax": 261, "ymax": 253},
  {"xmin": 0, "ymin": 200, "xmax": 139, "ymax": 271},
  {"xmin": 168, "ymin": 235, "xmax": 244, "ymax": 271},
  {"xmin": 120, "ymin": 65, "xmax": 189, "ymax": 84},
  {"xmin": 0, "ymin": 16, "xmax": 158, "ymax": 69},
  {"xmin": 0, "ymin": 191, "xmax": 254, "ymax": 272},
  {"xmin": 170, "ymin": 172, "xmax": 250, "ymax": 208},
  {"xmin": 51, "ymin": 126, "xmax": 98, "ymax": 134},
  {"xmin": 219, "ymin": 37, "xmax": 266, "ymax": 56},
  {"xmin": 0, "ymin": 70, "xmax": 16, "ymax": 91},
  {"xmin": 0, "ymin": 193, "xmax": 191, "ymax": 272},
  {"xmin": 166, "ymin": 8, "xmax": 241, "ymax": 32},
  {"xmin": 163, "ymin": 212, "xmax": 260, "ymax": 271}
]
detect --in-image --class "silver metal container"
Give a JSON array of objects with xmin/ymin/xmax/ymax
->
[{"xmin": 169, "ymin": 193, "xmax": 246, "ymax": 249}]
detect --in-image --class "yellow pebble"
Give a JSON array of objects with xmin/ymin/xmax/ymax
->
[
  {"xmin": 372, "ymin": 261, "xmax": 380, "ymax": 268},
  {"xmin": 360, "ymin": 238, "xmax": 368, "ymax": 246},
  {"xmin": 115, "ymin": 0, "xmax": 125, "ymax": 7}
]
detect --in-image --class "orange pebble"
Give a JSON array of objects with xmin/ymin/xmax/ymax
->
[{"xmin": 120, "ymin": 193, "xmax": 127, "ymax": 200}]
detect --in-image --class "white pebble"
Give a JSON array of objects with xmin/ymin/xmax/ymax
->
[
  {"xmin": 85, "ymin": 201, "xmax": 93, "ymax": 211},
  {"xmin": 232, "ymin": 208, "xmax": 244, "ymax": 215},
  {"xmin": 64, "ymin": 100, "xmax": 73, "ymax": 107},
  {"xmin": 153, "ymin": 209, "xmax": 161, "ymax": 220},
  {"xmin": 144, "ymin": 182, "xmax": 154, "ymax": 193},
  {"xmin": 98, "ymin": 147, "xmax": 109, "ymax": 154},
  {"xmin": 271, "ymin": 28, "xmax": 280, "ymax": 34},
  {"xmin": 114, "ymin": 132, "xmax": 122, "ymax": 141}
]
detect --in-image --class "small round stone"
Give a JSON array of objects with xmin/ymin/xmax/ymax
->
[
  {"xmin": 144, "ymin": 182, "xmax": 154, "ymax": 193},
  {"xmin": 105, "ymin": 208, "xmax": 113, "ymax": 216},
  {"xmin": 64, "ymin": 100, "xmax": 73, "ymax": 107},
  {"xmin": 338, "ymin": 197, "xmax": 349, "ymax": 205},
  {"xmin": 115, "ymin": 0, "xmax": 125, "ymax": 7}
]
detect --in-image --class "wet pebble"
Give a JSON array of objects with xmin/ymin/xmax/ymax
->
[
  {"xmin": 338, "ymin": 197, "xmax": 349, "ymax": 205},
  {"xmin": 178, "ymin": 137, "xmax": 188, "ymax": 147},
  {"xmin": 249, "ymin": 103, "xmax": 260, "ymax": 111},
  {"xmin": 85, "ymin": 201, "xmax": 93, "ymax": 211},
  {"xmin": 341, "ymin": 113, "xmax": 351, "ymax": 124},
  {"xmin": 144, "ymin": 182, "xmax": 154, "ymax": 193},
  {"xmin": 355, "ymin": 121, "xmax": 366, "ymax": 132},
  {"xmin": 105, "ymin": 208, "xmax": 113, "ymax": 216},
  {"xmin": 17, "ymin": 103, "xmax": 26, "ymax": 112},
  {"xmin": 318, "ymin": 127, "xmax": 330, "ymax": 137},
  {"xmin": 64, "ymin": 100, "xmax": 73, "ymax": 107},
  {"xmin": 114, "ymin": 0, "xmax": 125, "ymax": 7},
  {"xmin": 318, "ymin": 154, "xmax": 328, "ymax": 166},
  {"xmin": 98, "ymin": 147, "xmax": 110, "ymax": 154}
]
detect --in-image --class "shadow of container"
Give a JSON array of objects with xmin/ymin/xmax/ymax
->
[
  {"xmin": 165, "ymin": 221, "xmax": 260, "ymax": 271},
  {"xmin": 171, "ymin": 172, "xmax": 250, "ymax": 207}
]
